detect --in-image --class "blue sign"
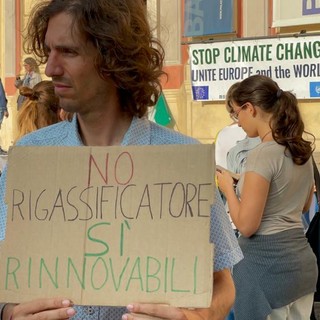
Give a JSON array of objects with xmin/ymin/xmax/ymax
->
[
  {"xmin": 310, "ymin": 82, "xmax": 320, "ymax": 97},
  {"xmin": 184, "ymin": 0, "xmax": 234, "ymax": 37},
  {"xmin": 303, "ymin": 0, "xmax": 320, "ymax": 15}
]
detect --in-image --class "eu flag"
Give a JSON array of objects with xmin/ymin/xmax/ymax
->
[{"xmin": 192, "ymin": 86, "xmax": 209, "ymax": 100}]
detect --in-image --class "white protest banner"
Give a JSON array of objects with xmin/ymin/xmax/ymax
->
[
  {"xmin": 189, "ymin": 35, "xmax": 320, "ymax": 101},
  {"xmin": 0, "ymin": 145, "xmax": 215, "ymax": 307}
]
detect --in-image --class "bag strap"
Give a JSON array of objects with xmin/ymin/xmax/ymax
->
[{"xmin": 312, "ymin": 156, "xmax": 320, "ymax": 205}]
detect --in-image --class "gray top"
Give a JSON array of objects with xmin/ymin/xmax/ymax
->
[{"xmin": 238, "ymin": 141, "xmax": 313, "ymax": 235}]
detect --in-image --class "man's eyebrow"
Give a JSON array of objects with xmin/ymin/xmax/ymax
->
[{"xmin": 44, "ymin": 43, "xmax": 80, "ymax": 51}]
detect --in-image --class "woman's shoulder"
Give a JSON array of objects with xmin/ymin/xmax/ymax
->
[
  {"xmin": 247, "ymin": 141, "xmax": 286, "ymax": 167},
  {"xmin": 250, "ymin": 141, "xmax": 282, "ymax": 154}
]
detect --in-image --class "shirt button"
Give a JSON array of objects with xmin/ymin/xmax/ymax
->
[{"xmin": 86, "ymin": 306, "xmax": 95, "ymax": 315}]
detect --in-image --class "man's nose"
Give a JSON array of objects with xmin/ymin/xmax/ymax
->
[{"xmin": 45, "ymin": 52, "xmax": 63, "ymax": 77}]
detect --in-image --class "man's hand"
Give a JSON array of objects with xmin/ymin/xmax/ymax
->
[
  {"xmin": 3, "ymin": 298, "xmax": 76, "ymax": 320},
  {"xmin": 122, "ymin": 303, "xmax": 186, "ymax": 320},
  {"xmin": 4, "ymin": 111, "xmax": 8, "ymax": 118},
  {"xmin": 122, "ymin": 269, "xmax": 235, "ymax": 320}
]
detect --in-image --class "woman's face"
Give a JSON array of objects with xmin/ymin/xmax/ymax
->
[
  {"xmin": 24, "ymin": 63, "xmax": 32, "ymax": 73},
  {"xmin": 231, "ymin": 103, "xmax": 258, "ymax": 138}
]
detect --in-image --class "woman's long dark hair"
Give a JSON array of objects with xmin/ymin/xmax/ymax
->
[{"xmin": 229, "ymin": 75, "xmax": 314, "ymax": 165}]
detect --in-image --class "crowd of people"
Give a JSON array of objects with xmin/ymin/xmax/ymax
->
[{"xmin": 0, "ymin": 1, "xmax": 318, "ymax": 320}]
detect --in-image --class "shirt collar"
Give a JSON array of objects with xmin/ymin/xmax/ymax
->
[{"xmin": 71, "ymin": 115, "xmax": 152, "ymax": 146}]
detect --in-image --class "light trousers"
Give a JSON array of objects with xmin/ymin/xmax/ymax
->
[{"xmin": 266, "ymin": 292, "xmax": 314, "ymax": 320}]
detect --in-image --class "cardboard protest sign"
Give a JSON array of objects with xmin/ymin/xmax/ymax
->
[{"xmin": 0, "ymin": 145, "xmax": 215, "ymax": 307}]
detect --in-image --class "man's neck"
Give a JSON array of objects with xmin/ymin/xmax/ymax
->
[{"xmin": 77, "ymin": 111, "xmax": 133, "ymax": 146}]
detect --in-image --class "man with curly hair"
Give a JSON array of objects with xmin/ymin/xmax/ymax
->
[{"xmin": 0, "ymin": 1, "xmax": 243, "ymax": 319}]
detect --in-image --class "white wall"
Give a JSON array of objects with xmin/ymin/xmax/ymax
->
[
  {"xmin": 147, "ymin": 0, "xmax": 182, "ymax": 66},
  {"xmin": 242, "ymin": 0, "xmax": 269, "ymax": 37}
]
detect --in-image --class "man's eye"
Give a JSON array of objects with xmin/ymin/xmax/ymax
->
[{"xmin": 61, "ymin": 49, "xmax": 77, "ymax": 56}]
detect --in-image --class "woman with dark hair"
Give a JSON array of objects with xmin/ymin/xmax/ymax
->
[{"xmin": 217, "ymin": 75, "xmax": 317, "ymax": 319}]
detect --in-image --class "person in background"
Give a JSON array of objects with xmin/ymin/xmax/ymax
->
[
  {"xmin": 215, "ymin": 83, "xmax": 247, "ymax": 171},
  {"xmin": 215, "ymin": 124, "xmax": 246, "ymax": 170},
  {"xmin": 216, "ymin": 83, "xmax": 260, "ymax": 235},
  {"xmin": 223, "ymin": 83, "xmax": 260, "ymax": 176},
  {"xmin": 217, "ymin": 74, "xmax": 318, "ymax": 320},
  {"xmin": 15, "ymin": 57, "xmax": 42, "ymax": 110},
  {"xmin": 0, "ymin": 1, "xmax": 243, "ymax": 320},
  {"xmin": 226, "ymin": 137, "xmax": 260, "ymax": 176},
  {"xmin": 15, "ymin": 80, "xmax": 71, "ymax": 143},
  {"xmin": 216, "ymin": 84, "xmax": 260, "ymax": 320},
  {"xmin": 0, "ymin": 78, "xmax": 9, "ymax": 155},
  {"xmin": 0, "ymin": 78, "xmax": 8, "ymax": 129}
]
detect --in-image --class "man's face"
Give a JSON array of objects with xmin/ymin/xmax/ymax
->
[{"xmin": 44, "ymin": 12, "xmax": 111, "ymax": 114}]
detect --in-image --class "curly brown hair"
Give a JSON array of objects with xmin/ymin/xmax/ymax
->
[
  {"xmin": 24, "ymin": 0, "xmax": 166, "ymax": 118},
  {"xmin": 228, "ymin": 75, "xmax": 314, "ymax": 165}
]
